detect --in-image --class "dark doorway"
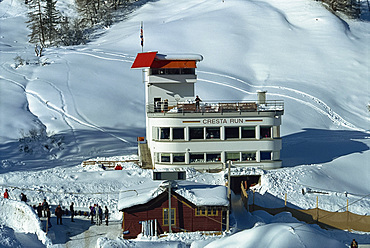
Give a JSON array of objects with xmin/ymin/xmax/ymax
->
[{"xmin": 230, "ymin": 175, "xmax": 261, "ymax": 194}]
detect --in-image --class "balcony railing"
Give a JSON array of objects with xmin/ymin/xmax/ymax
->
[{"xmin": 147, "ymin": 100, "xmax": 284, "ymax": 114}]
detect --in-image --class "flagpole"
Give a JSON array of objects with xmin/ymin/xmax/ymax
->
[{"xmin": 140, "ymin": 21, "xmax": 144, "ymax": 52}]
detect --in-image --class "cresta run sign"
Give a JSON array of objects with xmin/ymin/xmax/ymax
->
[{"xmin": 182, "ymin": 118, "xmax": 263, "ymax": 125}]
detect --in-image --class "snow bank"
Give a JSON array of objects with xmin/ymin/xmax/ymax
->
[
  {"xmin": 202, "ymin": 223, "xmax": 346, "ymax": 248},
  {"xmin": 0, "ymin": 225, "xmax": 22, "ymax": 248},
  {"xmin": 0, "ymin": 199, "xmax": 52, "ymax": 247}
]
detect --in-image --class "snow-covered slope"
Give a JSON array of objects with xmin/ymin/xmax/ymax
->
[{"xmin": 0, "ymin": 0, "xmax": 369, "ymax": 246}]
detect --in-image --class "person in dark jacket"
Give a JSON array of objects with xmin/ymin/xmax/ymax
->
[
  {"xmin": 104, "ymin": 206, "xmax": 109, "ymax": 226},
  {"xmin": 20, "ymin": 193, "xmax": 27, "ymax": 202},
  {"xmin": 70, "ymin": 202, "xmax": 75, "ymax": 222},
  {"xmin": 55, "ymin": 205, "xmax": 63, "ymax": 225},
  {"xmin": 37, "ymin": 203, "xmax": 43, "ymax": 218},
  {"xmin": 46, "ymin": 208, "xmax": 52, "ymax": 228},
  {"xmin": 351, "ymin": 239, "xmax": 358, "ymax": 248},
  {"xmin": 42, "ymin": 199, "xmax": 49, "ymax": 217},
  {"xmin": 98, "ymin": 206, "xmax": 103, "ymax": 225}
]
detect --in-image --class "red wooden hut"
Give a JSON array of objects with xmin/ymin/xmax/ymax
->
[{"xmin": 118, "ymin": 181, "xmax": 229, "ymax": 239}]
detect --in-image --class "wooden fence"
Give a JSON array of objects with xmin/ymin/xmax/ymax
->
[{"xmin": 240, "ymin": 184, "xmax": 370, "ymax": 232}]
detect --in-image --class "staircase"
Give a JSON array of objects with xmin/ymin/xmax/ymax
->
[{"xmin": 138, "ymin": 142, "xmax": 153, "ymax": 169}]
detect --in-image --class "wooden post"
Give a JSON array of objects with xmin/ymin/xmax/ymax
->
[
  {"xmin": 285, "ymin": 193, "xmax": 287, "ymax": 208},
  {"xmin": 226, "ymin": 161, "xmax": 231, "ymax": 232},
  {"xmin": 168, "ymin": 183, "xmax": 172, "ymax": 233},
  {"xmin": 316, "ymin": 196, "xmax": 319, "ymax": 224}
]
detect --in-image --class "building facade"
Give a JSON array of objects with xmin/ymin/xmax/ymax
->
[{"xmin": 132, "ymin": 52, "xmax": 284, "ymax": 170}]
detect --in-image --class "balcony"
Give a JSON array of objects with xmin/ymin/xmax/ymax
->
[{"xmin": 147, "ymin": 100, "xmax": 284, "ymax": 115}]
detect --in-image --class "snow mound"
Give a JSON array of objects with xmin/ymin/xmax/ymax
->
[
  {"xmin": 203, "ymin": 223, "xmax": 346, "ymax": 248},
  {"xmin": 0, "ymin": 199, "xmax": 52, "ymax": 247}
]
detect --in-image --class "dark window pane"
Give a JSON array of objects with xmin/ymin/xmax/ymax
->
[
  {"xmin": 189, "ymin": 128, "xmax": 203, "ymax": 140},
  {"xmin": 206, "ymin": 127, "xmax": 220, "ymax": 139},
  {"xmin": 260, "ymin": 151, "xmax": 271, "ymax": 160},
  {"xmin": 242, "ymin": 152, "xmax": 256, "ymax": 161},
  {"xmin": 173, "ymin": 154, "xmax": 185, "ymax": 163},
  {"xmin": 161, "ymin": 128, "xmax": 170, "ymax": 139},
  {"xmin": 161, "ymin": 153, "xmax": 170, "ymax": 162},
  {"xmin": 173, "ymin": 128, "xmax": 184, "ymax": 140},
  {"xmin": 206, "ymin": 153, "xmax": 221, "ymax": 162},
  {"xmin": 190, "ymin": 153, "xmax": 204, "ymax": 163},
  {"xmin": 225, "ymin": 127, "xmax": 239, "ymax": 139},
  {"xmin": 260, "ymin": 126, "xmax": 271, "ymax": 139},
  {"xmin": 242, "ymin": 126, "xmax": 255, "ymax": 138}
]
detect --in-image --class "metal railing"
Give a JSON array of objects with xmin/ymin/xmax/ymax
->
[{"xmin": 147, "ymin": 100, "xmax": 284, "ymax": 114}]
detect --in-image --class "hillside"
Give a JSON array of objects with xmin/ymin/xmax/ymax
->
[{"xmin": 0, "ymin": 0, "xmax": 369, "ymax": 247}]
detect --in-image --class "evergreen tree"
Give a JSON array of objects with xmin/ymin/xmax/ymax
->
[
  {"xmin": 43, "ymin": 0, "xmax": 61, "ymax": 46},
  {"xmin": 27, "ymin": 0, "xmax": 46, "ymax": 54}
]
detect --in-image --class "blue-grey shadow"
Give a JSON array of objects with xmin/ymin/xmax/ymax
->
[{"xmin": 281, "ymin": 128, "xmax": 369, "ymax": 167}]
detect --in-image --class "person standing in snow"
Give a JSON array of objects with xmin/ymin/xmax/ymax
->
[
  {"xmin": 55, "ymin": 205, "xmax": 63, "ymax": 225},
  {"xmin": 42, "ymin": 199, "xmax": 49, "ymax": 217},
  {"xmin": 20, "ymin": 193, "xmax": 27, "ymax": 203},
  {"xmin": 98, "ymin": 206, "xmax": 103, "ymax": 225},
  {"xmin": 351, "ymin": 239, "xmax": 358, "ymax": 248},
  {"xmin": 90, "ymin": 205, "xmax": 95, "ymax": 224},
  {"xmin": 46, "ymin": 207, "xmax": 52, "ymax": 228},
  {"xmin": 104, "ymin": 206, "xmax": 109, "ymax": 226},
  {"xmin": 37, "ymin": 203, "xmax": 43, "ymax": 218},
  {"xmin": 70, "ymin": 202, "xmax": 75, "ymax": 222},
  {"xmin": 4, "ymin": 189, "xmax": 9, "ymax": 199}
]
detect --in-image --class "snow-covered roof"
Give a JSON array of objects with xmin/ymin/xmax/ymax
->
[
  {"xmin": 155, "ymin": 53, "xmax": 203, "ymax": 61},
  {"xmin": 118, "ymin": 180, "xmax": 228, "ymax": 210}
]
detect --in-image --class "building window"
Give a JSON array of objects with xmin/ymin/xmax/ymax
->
[
  {"xmin": 151, "ymin": 68, "xmax": 195, "ymax": 75},
  {"xmin": 260, "ymin": 126, "xmax": 272, "ymax": 139},
  {"xmin": 173, "ymin": 128, "xmax": 184, "ymax": 140},
  {"xmin": 242, "ymin": 126, "xmax": 255, "ymax": 138},
  {"xmin": 163, "ymin": 208, "xmax": 175, "ymax": 226},
  {"xmin": 208, "ymin": 208, "xmax": 218, "ymax": 216},
  {"xmin": 173, "ymin": 153, "xmax": 185, "ymax": 163},
  {"xmin": 225, "ymin": 127, "xmax": 239, "ymax": 139},
  {"xmin": 242, "ymin": 152, "xmax": 256, "ymax": 161},
  {"xmin": 190, "ymin": 153, "xmax": 205, "ymax": 163},
  {"xmin": 226, "ymin": 152, "xmax": 240, "ymax": 162},
  {"xmin": 206, "ymin": 127, "xmax": 220, "ymax": 139},
  {"xmin": 195, "ymin": 207, "xmax": 207, "ymax": 216},
  {"xmin": 260, "ymin": 151, "xmax": 272, "ymax": 160},
  {"xmin": 160, "ymin": 128, "xmax": 170, "ymax": 140},
  {"xmin": 206, "ymin": 153, "xmax": 221, "ymax": 163},
  {"xmin": 160, "ymin": 153, "xmax": 171, "ymax": 163},
  {"xmin": 189, "ymin": 127, "xmax": 204, "ymax": 140}
]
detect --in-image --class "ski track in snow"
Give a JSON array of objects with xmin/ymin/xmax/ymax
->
[
  {"xmin": 198, "ymin": 71, "xmax": 366, "ymax": 132},
  {"xmin": 0, "ymin": 74, "xmax": 129, "ymax": 144}
]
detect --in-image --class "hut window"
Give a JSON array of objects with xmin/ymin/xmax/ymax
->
[
  {"xmin": 190, "ymin": 153, "xmax": 205, "ymax": 163},
  {"xmin": 226, "ymin": 152, "xmax": 240, "ymax": 162},
  {"xmin": 160, "ymin": 153, "xmax": 170, "ymax": 163},
  {"xmin": 173, "ymin": 153, "xmax": 185, "ymax": 163},
  {"xmin": 225, "ymin": 127, "xmax": 239, "ymax": 139},
  {"xmin": 160, "ymin": 128, "xmax": 170, "ymax": 140},
  {"xmin": 206, "ymin": 127, "xmax": 220, "ymax": 139},
  {"xmin": 173, "ymin": 128, "xmax": 184, "ymax": 140},
  {"xmin": 242, "ymin": 126, "xmax": 255, "ymax": 138},
  {"xmin": 242, "ymin": 152, "xmax": 256, "ymax": 161},
  {"xmin": 260, "ymin": 126, "xmax": 272, "ymax": 139},
  {"xmin": 189, "ymin": 127, "xmax": 204, "ymax": 140},
  {"xmin": 260, "ymin": 151, "xmax": 272, "ymax": 160},
  {"xmin": 196, "ymin": 207, "xmax": 207, "ymax": 216},
  {"xmin": 206, "ymin": 153, "xmax": 221, "ymax": 163},
  {"xmin": 208, "ymin": 208, "xmax": 218, "ymax": 216},
  {"xmin": 163, "ymin": 208, "xmax": 175, "ymax": 226}
]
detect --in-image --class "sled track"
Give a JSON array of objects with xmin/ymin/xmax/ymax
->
[{"xmin": 198, "ymin": 71, "xmax": 366, "ymax": 132}]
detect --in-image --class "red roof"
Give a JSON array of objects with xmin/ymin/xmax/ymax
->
[{"xmin": 131, "ymin": 52, "xmax": 158, "ymax": 68}]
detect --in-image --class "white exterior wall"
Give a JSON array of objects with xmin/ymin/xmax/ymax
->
[{"xmin": 147, "ymin": 114, "xmax": 283, "ymax": 170}]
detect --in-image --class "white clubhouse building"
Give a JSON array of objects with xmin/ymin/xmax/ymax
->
[{"xmin": 132, "ymin": 52, "xmax": 284, "ymax": 170}]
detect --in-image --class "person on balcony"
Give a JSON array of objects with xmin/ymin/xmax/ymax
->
[{"xmin": 195, "ymin": 95, "xmax": 202, "ymax": 111}]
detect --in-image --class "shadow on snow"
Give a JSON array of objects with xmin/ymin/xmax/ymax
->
[{"xmin": 281, "ymin": 128, "xmax": 369, "ymax": 167}]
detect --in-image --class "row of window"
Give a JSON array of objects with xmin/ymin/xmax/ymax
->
[
  {"xmin": 150, "ymin": 68, "xmax": 195, "ymax": 75},
  {"xmin": 156, "ymin": 151, "xmax": 273, "ymax": 164},
  {"xmin": 155, "ymin": 126, "xmax": 274, "ymax": 141},
  {"xmin": 162, "ymin": 207, "xmax": 220, "ymax": 226}
]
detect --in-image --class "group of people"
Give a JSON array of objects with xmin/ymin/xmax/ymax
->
[
  {"xmin": 3, "ymin": 189, "xmax": 110, "ymax": 228},
  {"xmin": 89, "ymin": 204, "xmax": 109, "ymax": 226}
]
